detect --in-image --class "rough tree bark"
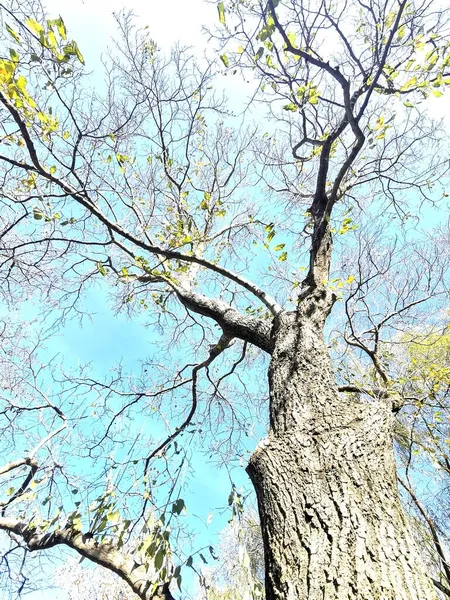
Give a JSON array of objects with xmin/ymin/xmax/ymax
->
[{"xmin": 247, "ymin": 287, "xmax": 437, "ymax": 600}]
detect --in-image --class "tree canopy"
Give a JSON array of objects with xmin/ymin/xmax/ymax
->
[{"xmin": 0, "ymin": 0, "xmax": 449, "ymax": 598}]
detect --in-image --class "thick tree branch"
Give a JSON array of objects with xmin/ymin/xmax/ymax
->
[
  {"xmin": 432, "ymin": 579, "xmax": 450, "ymax": 598},
  {"xmin": 338, "ymin": 385, "xmax": 389, "ymax": 398},
  {"xmin": 267, "ymin": 0, "xmax": 348, "ymax": 86},
  {"xmin": 0, "ymin": 518, "xmax": 175, "ymax": 600},
  {"xmin": 356, "ymin": 1, "xmax": 408, "ymax": 121},
  {"xmin": 0, "ymin": 458, "xmax": 38, "ymax": 514},
  {"xmin": 137, "ymin": 272, "xmax": 274, "ymax": 353},
  {"xmin": 175, "ymin": 286, "xmax": 274, "ymax": 353},
  {"xmin": 0, "ymin": 458, "xmax": 38, "ymax": 477}
]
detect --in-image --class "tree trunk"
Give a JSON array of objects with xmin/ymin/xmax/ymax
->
[{"xmin": 247, "ymin": 293, "xmax": 437, "ymax": 600}]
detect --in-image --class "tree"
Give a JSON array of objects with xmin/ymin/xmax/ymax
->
[
  {"xmin": 0, "ymin": 0, "xmax": 449, "ymax": 598},
  {"xmin": 202, "ymin": 508, "xmax": 264, "ymax": 600},
  {"xmin": 54, "ymin": 558, "xmax": 139, "ymax": 600},
  {"xmin": 390, "ymin": 326, "xmax": 450, "ymax": 596}
]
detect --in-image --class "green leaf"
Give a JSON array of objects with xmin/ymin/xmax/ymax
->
[
  {"xmin": 96, "ymin": 517, "xmax": 108, "ymax": 533},
  {"xmin": 278, "ymin": 251, "xmax": 288, "ymax": 261},
  {"xmin": 16, "ymin": 75, "xmax": 28, "ymax": 95},
  {"xmin": 9, "ymin": 49, "xmax": 19, "ymax": 62},
  {"xmin": 6, "ymin": 24, "xmax": 21, "ymax": 44},
  {"xmin": 73, "ymin": 41, "xmax": 85, "ymax": 65},
  {"xmin": 217, "ymin": 2, "xmax": 226, "ymax": 24},
  {"xmin": 63, "ymin": 41, "xmax": 85, "ymax": 65},
  {"xmin": 400, "ymin": 76, "xmax": 417, "ymax": 91},
  {"xmin": 287, "ymin": 31, "xmax": 296, "ymax": 46},
  {"xmin": 97, "ymin": 262, "xmax": 107, "ymax": 276},
  {"xmin": 220, "ymin": 54, "xmax": 229, "ymax": 68},
  {"xmin": 6, "ymin": 487, "xmax": 15, "ymax": 496},
  {"xmin": 273, "ymin": 243, "xmax": 285, "ymax": 252},
  {"xmin": 397, "ymin": 25, "xmax": 405, "ymax": 40},
  {"xmin": 266, "ymin": 54, "xmax": 276, "ymax": 69},
  {"xmin": 55, "ymin": 17, "xmax": 67, "ymax": 40},
  {"xmin": 174, "ymin": 565, "xmax": 182, "ymax": 590},
  {"xmin": 47, "ymin": 30, "xmax": 57, "ymax": 49},
  {"xmin": 283, "ymin": 103, "xmax": 297, "ymax": 112},
  {"xmin": 258, "ymin": 19, "xmax": 275, "ymax": 42},
  {"xmin": 116, "ymin": 153, "xmax": 130, "ymax": 166},
  {"xmin": 154, "ymin": 547, "xmax": 165, "ymax": 570},
  {"xmin": 33, "ymin": 208, "xmax": 44, "ymax": 220},
  {"xmin": 374, "ymin": 115, "xmax": 384, "ymax": 130},
  {"xmin": 254, "ymin": 47, "xmax": 264, "ymax": 61},
  {"xmin": 107, "ymin": 510, "xmax": 120, "ymax": 524}
]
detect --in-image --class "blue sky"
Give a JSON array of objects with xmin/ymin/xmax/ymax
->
[
  {"xmin": 13, "ymin": 284, "xmax": 260, "ymax": 599},
  {"xmin": 1, "ymin": 0, "xmax": 262, "ymax": 585}
]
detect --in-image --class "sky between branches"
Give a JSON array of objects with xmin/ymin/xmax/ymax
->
[{"xmin": 10, "ymin": 1, "xmax": 252, "ymax": 598}]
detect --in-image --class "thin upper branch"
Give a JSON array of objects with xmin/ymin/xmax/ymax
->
[{"xmin": 0, "ymin": 92, "xmax": 283, "ymax": 317}]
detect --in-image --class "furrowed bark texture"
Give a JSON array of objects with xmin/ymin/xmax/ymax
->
[{"xmin": 247, "ymin": 290, "xmax": 437, "ymax": 600}]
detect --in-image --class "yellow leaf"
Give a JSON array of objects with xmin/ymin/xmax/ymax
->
[
  {"xmin": 26, "ymin": 18, "xmax": 44, "ymax": 35},
  {"xmin": 47, "ymin": 30, "xmax": 57, "ymax": 49},
  {"xmin": 374, "ymin": 115, "xmax": 384, "ymax": 130}
]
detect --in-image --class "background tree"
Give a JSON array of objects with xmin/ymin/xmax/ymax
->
[
  {"xmin": 202, "ymin": 508, "xmax": 264, "ymax": 599},
  {"xmin": 54, "ymin": 558, "xmax": 140, "ymax": 600},
  {"xmin": 392, "ymin": 323, "xmax": 450, "ymax": 596},
  {"xmin": 0, "ymin": 0, "xmax": 449, "ymax": 599}
]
